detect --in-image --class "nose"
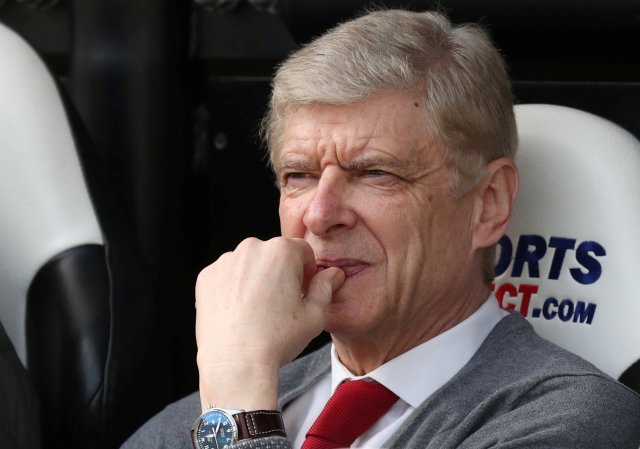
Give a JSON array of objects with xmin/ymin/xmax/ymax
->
[{"xmin": 303, "ymin": 168, "xmax": 357, "ymax": 236}]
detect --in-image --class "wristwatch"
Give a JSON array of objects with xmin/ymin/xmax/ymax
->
[{"xmin": 191, "ymin": 405, "xmax": 286, "ymax": 449}]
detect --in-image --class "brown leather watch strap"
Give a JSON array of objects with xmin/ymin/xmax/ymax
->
[{"xmin": 234, "ymin": 410, "xmax": 287, "ymax": 440}]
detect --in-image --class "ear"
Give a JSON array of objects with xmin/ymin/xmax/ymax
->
[{"xmin": 471, "ymin": 157, "xmax": 519, "ymax": 250}]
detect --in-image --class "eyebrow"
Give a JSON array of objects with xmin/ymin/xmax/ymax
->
[
  {"xmin": 345, "ymin": 157, "xmax": 404, "ymax": 171},
  {"xmin": 276, "ymin": 158, "xmax": 318, "ymax": 172},
  {"xmin": 276, "ymin": 155, "xmax": 410, "ymax": 175}
]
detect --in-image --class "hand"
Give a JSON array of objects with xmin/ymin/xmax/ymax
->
[{"xmin": 195, "ymin": 237, "xmax": 345, "ymax": 411}]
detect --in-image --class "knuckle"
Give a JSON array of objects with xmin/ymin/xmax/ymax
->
[{"xmin": 236, "ymin": 236, "xmax": 261, "ymax": 251}]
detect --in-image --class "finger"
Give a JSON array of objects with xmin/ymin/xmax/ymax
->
[
  {"xmin": 286, "ymin": 237, "xmax": 315, "ymax": 266},
  {"xmin": 305, "ymin": 267, "xmax": 345, "ymax": 311},
  {"xmin": 285, "ymin": 237, "xmax": 317, "ymax": 292}
]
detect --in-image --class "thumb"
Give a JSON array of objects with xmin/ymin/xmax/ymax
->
[{"xmin": 305, "ymin": 267, "xmax": 346, "ymax": 309}]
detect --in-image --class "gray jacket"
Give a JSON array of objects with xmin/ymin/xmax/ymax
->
[{"xmin": 122, "ymin": 313, "xmax": 640, "ymax": 449}]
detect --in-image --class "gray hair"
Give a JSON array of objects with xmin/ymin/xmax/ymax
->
[{"xmin": 262, "ymin": 9, "xmax": 517, "ymax": 195}]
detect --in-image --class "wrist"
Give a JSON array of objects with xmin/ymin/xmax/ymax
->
[{"xmin": 198, "ymin": 360, "xmax": 279, "ymax": 411}]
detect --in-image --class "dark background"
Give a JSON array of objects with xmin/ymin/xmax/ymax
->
[{"xmin": 1, "ymin": 0, "xmax": 638, "ymax": 446}]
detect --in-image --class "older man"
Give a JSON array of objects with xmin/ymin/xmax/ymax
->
[{"xmin": 122, "ymin": 9, "xmax": 640, "ymax": 449}]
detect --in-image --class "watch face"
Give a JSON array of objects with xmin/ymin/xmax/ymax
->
[{"xmin": 194, "ymin": 409, "xmax": 238, "ymax": 449}]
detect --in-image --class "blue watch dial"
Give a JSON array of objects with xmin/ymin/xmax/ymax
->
[{"xmin": 195, "ymin": 409, "xmax": 238, "ymax": 449}]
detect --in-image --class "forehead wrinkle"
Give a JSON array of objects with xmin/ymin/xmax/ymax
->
[
  {"xmin": 332, "ymin": 132, "xmax": 372, "ymax": 165},
  {"xmin": 277, "ymin": 122, "xmax": 320, "ymax": 169},
  {"xmin": 279, "ymin": 95, "xmax": 431, "ymax": 170}
]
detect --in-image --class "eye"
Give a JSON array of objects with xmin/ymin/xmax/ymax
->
[
  {"xmin": 280, "ymin": 171, "xmax": 316, "ymax": 189},
  {"xmin": 364, "ymin": 170, "xmax": 390, "ymax": 177},
  {"xmin": 287, "ymin": 172, "xmax": 311, "ymax": 180},
  {"xmin": 359, "ymin": 169, "xmax": 399, "ymax": 186}
]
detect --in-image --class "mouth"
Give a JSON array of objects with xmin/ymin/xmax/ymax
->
[{"xmin": 315, "ymin": 259, "xmax": 369, "ymax": 277}]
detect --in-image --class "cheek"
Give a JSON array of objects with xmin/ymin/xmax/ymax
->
[
  {"xmin": 366, "ymin": 198, "xmax": 432, "ymax": 274},
  {"xmin": 388, "ymin": 214, "xmax": 431, "ymax": 273},
  {"xmin": 279, "ymin": 198, "xmax": 305, "ymax": 237},
  {"xmin": 378, "ymin": 195, "xmax": 457, "ymax": 279},
  {"xmin": 425, "ymin": 202, "xmax": 476, "ymax": 279}
]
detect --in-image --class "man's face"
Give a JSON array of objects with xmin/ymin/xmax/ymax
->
[{"xmin": 276, "ymin": 92, "xmax": 482, "ymax": 342}]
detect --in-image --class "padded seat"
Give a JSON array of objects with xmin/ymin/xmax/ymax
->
[
  {"xmin": 495, "ymin": 104, "xmax": 640, "ymax": 392},
  {"xmin": 0, "ymin": 21, "xmax": 166, "ymax": 449}
]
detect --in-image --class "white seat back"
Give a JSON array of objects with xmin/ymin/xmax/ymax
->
[
  {"xmin": 495, "ymin": 104, "xmax": 640, "ymax": 380},
  {"xmin": 0, "ymin": 22, "xmax": 103, "ymax": 366}
]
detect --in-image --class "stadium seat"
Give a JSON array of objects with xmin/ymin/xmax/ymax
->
[
  {"xmin": 0, "ymin": 22, "xmax": 166, "ymax": 449},
  {"xmin": 495, "ymin": 104, "xmax": 640, "ymax": 393}
]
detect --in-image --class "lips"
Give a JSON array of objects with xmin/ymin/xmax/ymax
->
[{"xmin": 315, "ymin": 259, "xmax": 369, "ymax": 277}]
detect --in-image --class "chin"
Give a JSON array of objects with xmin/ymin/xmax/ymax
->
[
  {"xmin": 325, "ymin": 275, "xmax": 386, "ymax": 331},
  {"xmin": 324, "ymin": 297, "xmax": 378, "ymax": 337}
]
